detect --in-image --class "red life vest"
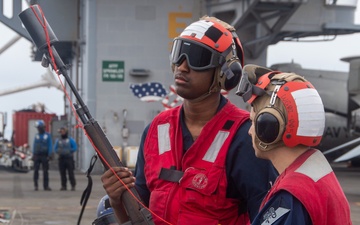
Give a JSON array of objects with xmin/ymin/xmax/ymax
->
[
  {"xmin": 261, "ymin": 149, "xmax": 352, "ymax": 225},
  {"xmin": 144, "ymin": 101, "xmax": 250, "ymax": 225}
]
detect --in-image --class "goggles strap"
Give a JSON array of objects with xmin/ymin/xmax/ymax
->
[
  {"xmin": 252, "ymin": 86, "xmax": 267, "ymax": 98},
  {"xmin": 241, "ymin": 85, "xmax": 267, "ymax": 103}
]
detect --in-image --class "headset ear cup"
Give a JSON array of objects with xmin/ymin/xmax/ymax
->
[
  {"xmin": 255, "ymin": 107, "xmax": 286, "ymax": 145},
  {"xmin": 255, "ymin": 112, "xmax": 280, "ymax": 144},
  {"xmin": 219, "ymin": 59, "xmax": 242, "ymax": 91}
]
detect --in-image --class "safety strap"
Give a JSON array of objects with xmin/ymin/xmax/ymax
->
[
  {"xmin": 77, "ymin": 154, "xmax": 98, "ymax": 225},
  {"xmin": 159, "ymin": 167, "xmax": 184, "ymax": 183}
]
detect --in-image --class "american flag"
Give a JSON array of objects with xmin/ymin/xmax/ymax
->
[{"xmin": 129, "ymin": 82, "xmax": 167, "ymax": 102}]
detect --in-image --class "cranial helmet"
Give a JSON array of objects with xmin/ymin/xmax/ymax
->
[
  {"xmin": 92, "ymin": 195, "xmax": 118, "ymax": 225},
  {"xmin": 170, "ymin": 15, "xmax": 244, "ymax": 91},
  {"xmin": 237, "ymin": 65, "xmax": 325, "ymax": 151},
  {"xmin": 35, "ymin": 120, "xmax": 45, "ymax": 128}
]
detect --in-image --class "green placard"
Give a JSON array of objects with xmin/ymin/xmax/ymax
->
[{"xmin": 102, "ymin": 61, "xmax": 124, "ymax": 82}]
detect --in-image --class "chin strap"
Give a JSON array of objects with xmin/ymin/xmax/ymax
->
[{"xmin": 188, "ymin": 69, "xmax": 221, "ymax": 103}]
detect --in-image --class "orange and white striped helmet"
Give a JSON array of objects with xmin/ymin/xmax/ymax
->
[{"xmin": 170, "ymin": 16, "xmax": 244, "ymax": 91}]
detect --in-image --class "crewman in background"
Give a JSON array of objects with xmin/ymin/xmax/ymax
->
[
  {"xmin": 54, "ymin": 127, "xmax": 77, "ymax": 191},
  {"xmin": 32, "ymin": 120, "xmax": 52, "ymax": 191}
]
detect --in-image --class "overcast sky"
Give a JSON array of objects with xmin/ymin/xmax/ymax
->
[
  {"xmin": 0, "ymin": 23, "xmax": 64, "ymax": 139},
  {"xmin": 0, "ymin": 2, "xmax": 360, "ymax": 140}
]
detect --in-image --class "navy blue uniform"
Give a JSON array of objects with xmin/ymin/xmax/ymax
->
[
  {"xmin": 134, "ymin": 97, "xmax": 278, "ymax": 222},
  {"xmin": 252, "ymin": 190, "xmax": 312, "ymax": 225},
  {"xmin": 33, "ymin": 132, "xmax": 52, "ymax": 190},
  {"xmin": 54, "ymin": 137, "xmax": 77, "ymax": 190}
]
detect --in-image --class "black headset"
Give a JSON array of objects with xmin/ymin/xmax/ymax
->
[
  {"xmin": 219, "ymin": 57, "xmax": 243, "ymax": 91},
  {"xmin": 218, "ymin": 34, "xmax": 244, "ymax": 91},
  {"xmin": 255, "ymin": 106, "xmax": 286, "ymax": 145},
  {"xmin": 250, "ymin": 72, "xmax": 313, "ymax": 149}
]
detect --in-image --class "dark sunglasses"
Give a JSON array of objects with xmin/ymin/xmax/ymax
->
[{"xmin": 170, "ymin": 38, "xmax": 225, "ymax": 71}]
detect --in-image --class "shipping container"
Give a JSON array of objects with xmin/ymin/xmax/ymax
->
[{"xmin": 12, "ymin": 110, "xmax": 57, "ymax": 147}]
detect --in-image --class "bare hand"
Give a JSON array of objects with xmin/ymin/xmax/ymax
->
[{"xmin": 101, "ymin": 167, "xmax": 135, "ymax": 206}]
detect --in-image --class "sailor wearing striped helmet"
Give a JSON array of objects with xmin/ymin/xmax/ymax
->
[
  {"xmin": 170, "ymin": 15, "xmax": 244, "ymax": 99},
  {"xmin": 101, "ymin": 17, "xmax": 277, "ymax": 225},
  {"xmin": 238, "ymin": 64, "xmax": 351, "ymax": 225}
]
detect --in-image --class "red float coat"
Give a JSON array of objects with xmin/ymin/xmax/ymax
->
[
  {"xmin": 260, "ymin": 149, "xmax": 352, "ymax": 225},
  {"xmin": 143, "ymin": 101, "xmax": 250, "ymax": 225}
]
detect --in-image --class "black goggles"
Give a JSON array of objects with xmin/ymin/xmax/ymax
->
[
  {"xmin": 236, "ymin": 70, "xmax": 276, "ymax": 103},
  {"xmin": 170, "ymin": 38, "xmax": 225, "ymax": 71}
]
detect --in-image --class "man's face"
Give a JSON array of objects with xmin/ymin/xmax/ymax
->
[
  {"xmin": 37, "ymin": 126, "xmax": 45, "ymax": 133},
  {"xmin": 59, "ymin": 128, "xmax": 68, "ymax": 137},
  {"xmin": 173, "ymin": 59, "xmax": 215, "ymax": 100}
]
